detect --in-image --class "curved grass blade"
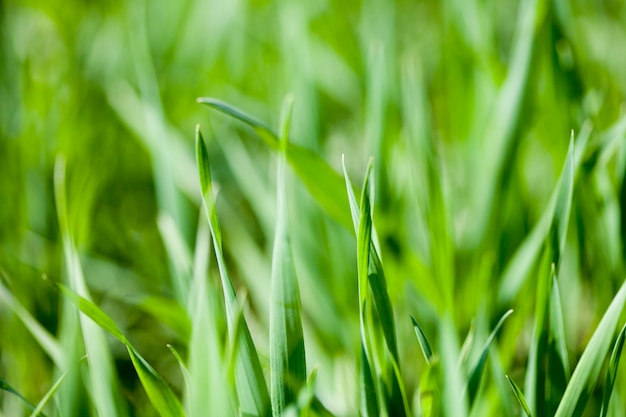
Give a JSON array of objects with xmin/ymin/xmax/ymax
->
[
  {"xmin": 600, "ymin": 324, "xmax": 626, "ymax": 417},
  {"xmin": 410, "ymin": 314, "xmax": 434, "ymax": 365},
  {"xmin": 0, "ymin": 378, "xmax": 37, "ymax": 413},
  {"xmin": 506, "ymin": 375, "xmax": 532, "ymax": 417},
  {"xmin": 270, "ymin": 96, "xmax": 306, "ymax": 416},
  {"xmin": 554, "ymin": 278, "xmax": 626, "ymax": 417},
  {"xmin": 45, "ymin": 278, "xmax": 184, "ymax": 417},
  {"xmin": 498, "ymin": 126, "xmax": 590, "ymax": 305},
  {"xmin": 198, "ymin": 98, "xmax": 352, "ymax": 230},
  {"xmin": 466, "ymin": 309, "xmax": 513, "ymax": 404},
  {"xmin": 196, "ymin": 126, "xmax": 271, "ymax": 417}
]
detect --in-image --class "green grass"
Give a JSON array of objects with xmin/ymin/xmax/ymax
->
[{"xmin": 2, "ymin": 0, "xmax": 626, "ymax": 416}]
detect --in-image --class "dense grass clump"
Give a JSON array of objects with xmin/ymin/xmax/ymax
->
[{"xmin": 1, "ymin": 0, "xmax": 626, "ymax": 416}]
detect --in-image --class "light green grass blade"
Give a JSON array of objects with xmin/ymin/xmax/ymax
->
[
  {"xmin": 467, "ymin": 309, "xmax": 513, "ymax": 404},
  {"xmin": 600, "ymin": 324, "xmax": 626, "ymax": 417},
  {"xmin": 411, "ymin": 315, "xmax": 434, "ymax": 365},
  {"xmin": 46, "ymin": 279, "xmax": 184, "ymax": 417},
  {"xmin": 0, "ymin": 378, "xmax": 38, "ymax": 414},
  {"xmin": 550, "ymin": 136, "xmax": 575, "ymax": 268},
  {"xmin": 196, "ymin": 126, "xmax": 271, "ymax": 417},
  {"xmin": 270, "ymin": 96, "xmax": 306, "ymax": 416},
  {"xmin": 54, "ymin": 156, "xmax": 126, "ymax": 417},
  {"xmin": 506, "ymin": 375, "xmax": 532, "ymax": 417},
  {"xmin": 554, "ymin": 278, "xmax": 626, "ymax": 417},
  {"xmin": 198, "ymin": 98, "xmax": 352, "ymax": 230}
]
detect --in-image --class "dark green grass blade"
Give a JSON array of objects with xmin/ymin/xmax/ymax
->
[
  {"xmin": 270, "ymin": 96, "xmax": 306, "ymax": 416},
  {"xmin": 554, "ymin": 278, "xmax": 626, "ymax": 417},
  {"xmin": 196, "ymin": 126, "xmax": 271, "ymax": 417},
  {"xmin": 467, "ymin": 309, "xmax": 513, "ymax": 404},
  {"xmin": 506, "ymin": 375, "xmax": 532, "ymax": 417},
  {"xmin": 198, "ymin": 98, "xmax": 352, "ymax": 230},
  {"xmin": 411, "ymin": 314, "xmax": 434, "ymax": 365},
  {"xmin": 600, "ymin": 324, "xmax": 626, "ymax": 417},
  {"xmin": 0, "ymin": 378, "xmax": 37, "ymax": 413},
  {"xmin": 360, "ymin": 342, "xmax": 379, "ymax": 417},
  {"xmin": 45, "ymin": 279, "xmax": 184, "ymax": 417}
]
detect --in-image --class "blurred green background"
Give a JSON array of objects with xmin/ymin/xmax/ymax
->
[{"xmin": 1, "ymin": 0, "xmax": 626, "ymax": 415}]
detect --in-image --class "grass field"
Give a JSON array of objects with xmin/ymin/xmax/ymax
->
[{"xmin": 1, "ymin": 0, "xmax": 626, "ymax": 416}]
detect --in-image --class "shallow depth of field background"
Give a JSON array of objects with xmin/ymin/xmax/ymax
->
[{"xmin": 1, "ymin": 0, "xmax": 626, "ymax": 416}]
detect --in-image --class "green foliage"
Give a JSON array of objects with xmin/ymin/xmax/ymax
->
[{"xmin": 2, "ymin": 1, "xmax": 626, "ymax": 416}]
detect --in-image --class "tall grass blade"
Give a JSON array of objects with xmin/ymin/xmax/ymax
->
[
  {"xmin": 270, "ymin": 95, "xmax": 307, "ymax": 416},
  {"xmin": 600, "ymin": 324, "xmax": 626, "ymax": 417},
  {"xmin": 46, "ymin": 279, "xmax": 184, "ymax": 417},
  {"xmin": 198, "ymin": 98, "xmax": 352, "ymax": 230},
  {"xmin": 195, "ymin": 126, "xmax": 271, "ymax": 417},
  {"xmin": 54, "ymin": 157, "xmax": 126, "ymax": 417},
  {"xmin": 550, "ymin": 276, "xmax": 570, "ymax": 379},
  {"xmin": 554, "ymin": 278, "xmax": 626, "ymax": 417},
  {"xmin": 467, "ymin": 309, "xmax": 513, "ymax": 404},
  {"xmin": 506, "ymin": 375, "xmax": 532, "ymax": 417}
]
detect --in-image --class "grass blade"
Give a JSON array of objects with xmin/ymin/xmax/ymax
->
[
  {"xmin": 600, "ymin": 324, "xmax": 626, "ymax": 417},
  {"xmin": 196, "ymin": 126, "xmax": 271, "ymax": 417},
  {"xmin": 46, "ymin": 279, "xmax": 184, "ymax": 417},
  {"xmin": 466, "ymin": 309, "xmax": 513, "ymax": 404},
  {"xmin": 506, "ymin": 375, "xmax": 532, "ymax": 417},
  {"xmin": 270, "ymin": 96, "xmax": 307, "ymax": 416},
  {"xmin": 554, "ymin": 278, "xmax": 626, "ymax": 417},
  {"xmin": 198, "ymin": 98, "xmax": 352, "ymax": 230},
  {"xmin": 411, "ymin": 314, "xmax": 434, "ymax": 365},
  {"xmin": 0, "ymin": 378, "xmax": 37, "ymax": 413}
]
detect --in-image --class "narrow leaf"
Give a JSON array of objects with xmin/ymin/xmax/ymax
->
[
  {"xmin": 554, "ymin": 278, "xmax": 626, "ymax": 417},
  {"xmin": 199, "ymin": 98, "xmax": 353, "ymax": 230},
  {"xmin": 0, "ymin": 378, "xmax": 37, "ymax": 413},
  {"xmin": 411, "ymin": 314, "xmax": 434, "ymax": 365},
  {"xmin": 600, "ymin": 324, "xmax": 626, "ymax": 417},
  {"xmin": 467, "ymin": 309, "xmax": 513, "ymax": 404},
  {"xmin": 506, "ymin": 375, "xmax": 532, "ymax": 417},
  {"xmin": 270, "ymin": 96, "xmax": 306, "ymax": 416},
  {"xmin": 46, "ymin": 279, "xmax": 184, "ymax": 417},
  {"xmin": 195, "ymin": 126, "xmax": 271, "ymax": 417}
]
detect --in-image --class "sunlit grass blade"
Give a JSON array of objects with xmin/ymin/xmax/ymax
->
[
  {"xmin": 467, "ymin": 309, "xmax": 513, "ymax": 404},
  {"xmin": 198, "ymin": 98, "xmax": 352, "ymax": 230},
  {"xmin": 270, "ymin": 95, "xmax": 306, "ymax": 416},
  {"xmin": 600, "ymin": 324, "xmax": 626, "ymax": 417},
  {"xmin": 196, "ymin": 126, "xmax": 271, "ymax": 417},
  {"xmin": 0, "ymin": 378, "xmax": 37, "ymax": 413},
  {"xmin": 54, "ymin": 156, "xmax": 126, "ymax": 417},
  {"xmin": 549, "ymin": 136, "xmax": 575, "ymax": 268},
  {"xmin": 45, "ymin": 279, "xmax": 184, "ymax": 417},
  {"xmin": 411, "ymin": 314, "xmax": 434, "ymax": 365},
  {"xmin": 506, "ymin": 375, "xmax": 532, "ymax": 417},
  {"xmin": 554, "ymin": 278, "xmax": 626, "ymax": 417}
]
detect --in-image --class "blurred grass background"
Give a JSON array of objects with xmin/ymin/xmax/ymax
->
[{"xmin": 1, "ymin": 0, "xmax": 626, "ymax": 415}]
